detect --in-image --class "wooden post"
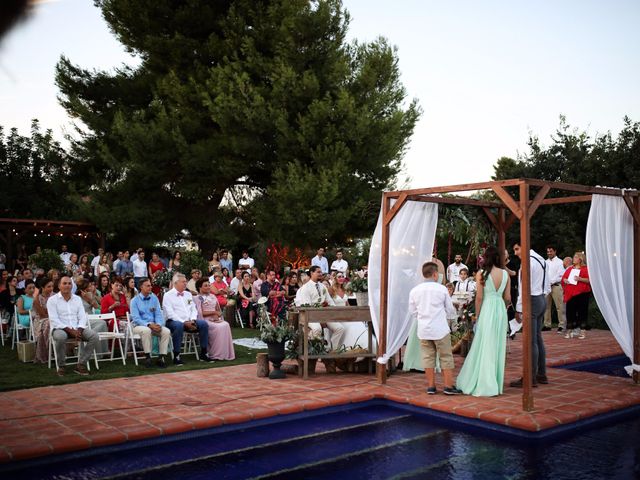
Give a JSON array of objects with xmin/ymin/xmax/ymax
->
[
  {"xmin": 634, "ymin": 197, "xmax": 640, "ymax": 384},
  {"xmin": 519, "ymin": 182, "xmax": 534, "ymax": 411},
  {"xmin": 256, "ymin": 353, "xmax": 269, "ymax": 377},
  {"xmin": 377, "ymin": 194, "xmax": 391, "ymax": 384},
  {"xmin": 498, "ymin": 208, "xmax": 506, "ymax": 267}
]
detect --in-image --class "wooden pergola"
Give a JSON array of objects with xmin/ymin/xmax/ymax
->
[
  {"xmin": 377, "ymin": 178, "xmax": 640, "ymax": 411},
  {"xmin": 0, "ymin": 218, "xmax": 104, "ymax": 266}
]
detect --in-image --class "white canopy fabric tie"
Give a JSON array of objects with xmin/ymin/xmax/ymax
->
[{"xmin": 624, "ymin": 363, "xmax": 640, "ymax": 376}]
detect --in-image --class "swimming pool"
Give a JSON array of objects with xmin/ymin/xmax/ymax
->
[
  {"xmin": 555, "ymin": 354, "xmax": 630, "ymax": 378},
  {"xmin": 3, "ymin": 400, "xmax": 638, "ymax": 479}
]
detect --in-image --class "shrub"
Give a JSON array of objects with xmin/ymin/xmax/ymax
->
[
  {"xmin": 28, "ymin": 249, "xmax": 64, "ymax": 272},
  {"xmin": 174, "ymin": 250, "xmax": 209, "ymax": 277}
]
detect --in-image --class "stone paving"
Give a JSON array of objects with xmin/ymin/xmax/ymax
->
[{"xmin": 0, "ymin": 329, "xmax": 638, "ymax": 464}]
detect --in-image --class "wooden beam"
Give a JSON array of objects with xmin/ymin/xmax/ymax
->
[
  {"xmin": 523, "ymin": 178, "xmax": 640, "ymax": 197},
  {"xmin": 407, "ymin": 195, "xmax": 503, "ymax": 209},
  {"xmin": 384, "ymin": 192, "xmax": 408, "ymax": 226},
  {"xmin": 498, "ymin": 208, "xmax": 506, "ymax": 267},
  {"xmin": 482, "ymin": 207, "xmax": 500, "ymax": 231},
  {"xmin": 623, "ymin": 195, "xmax": 640, "ymax": 226},
  {"xmin": 493, "ymin": 185, "xmax": 523, "ymax": 219},
  {"xmin": 519, "ymin": 182, "xmax": 534, "ymax": 411},
  {"xmin": 378, "ymin": 194, "xmax": 391, "ymax": 384},
  {"xmin": 386, "ymin": 179, "xmax": 523, "ymax": 197},
  {"xmin": 633, "ymin": 197, "xmax": 640, "ymax": 384},
  {"xmin": 528, "ymin": 185, "xmax": 551, "ymax": 217},
  {"xmin": 539, "ymin": 195, "xmax": 592, "ymax": 206}
]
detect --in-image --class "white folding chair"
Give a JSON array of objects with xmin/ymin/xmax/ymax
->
[
  {"xmin": 182, "ymin": 329, "xmax": 201, "ymax": 360},
  {"xmin": 12, "ymin": 305, "xmax": 34, "ymax": 349},
  {"xmin": 125, "ymin": 312, "xmax": 174, "ymax": 365},
  {"xmin": 235, "ymin": 307, "xmax": 245, "ymax": 328},
  {"xmin": 0, "ymin": 309, "xmax": 12, "ymax": 346},
  {"xmin": 87, "ymin": 313, "xmax": 127, "ymax": 368},
  {"xmin": 48, "ymin": 327, "xmax": 92, "ymax": 371}
]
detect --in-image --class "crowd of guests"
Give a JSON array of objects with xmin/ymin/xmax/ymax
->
[{"xmin": 0, "ymin": 244, "xmax": 365, "ymax": 376}]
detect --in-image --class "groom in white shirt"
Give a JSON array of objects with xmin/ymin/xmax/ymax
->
[{"xmin": 162, "ymin": 273, "xmax": 211, "ymax": 364}]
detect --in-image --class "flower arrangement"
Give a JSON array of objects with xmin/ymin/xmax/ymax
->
[
  {"xmin": 256, "ymin": 300, "xmax": 293, "ymax": 344},
  {"xmin": 348, "ymin": 270, "xmax": 368, "ymax": 293},
  {"xmin": 153, "ymin": 269, "xmax": 173, "ymax": 288}
]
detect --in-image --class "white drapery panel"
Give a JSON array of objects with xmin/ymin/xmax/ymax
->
[
  {"xmin": 586, "ymin": 194, "xmax": 638, "ymax": 376},
  {"xmin": 369, "ymin": 199, "xmax": 438, "ymax": 364}
]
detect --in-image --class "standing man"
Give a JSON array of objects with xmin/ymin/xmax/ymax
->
[
  {"xmin": 330, "ymin": 249, "xmax": 349, "ymax": 275},
  {"xmin": 112, "ymin": 251, "xmax": 123, "ymax": 273},
  {"xmin": 115, "ymin": 250, "xmax": 134, "ymax": 277},
  {"xmin": 260, "ymin": 269, "xmax": 286, "ymax": 321},
  {"xmin": 237, "ymin": 250, "xmax": 254, "ymax": 272},
  {"xmin": 295, "ymin": 266, "xmax": 345, "ymax": 350},
  {"xmin": 219, "ymin": 250, "xmax": 233, "ymax": 273},
  {"xmin": 544, "ymin": 245, "xmax": 565, "ymax": 332},
  {"xmin": 47, "ymin": 275, "xmax": 100, "ymax": 376},
  {"xmin": 447, "ymin": 254, "xmax": 467, "ymax": 284},
  {"xmin": 162, "ymin": 273, "xmax": 211, "ymax": 364},
  {"xmin": 132, "ymin": 251, "xmax": 147, "ymax": 289},
  {"xmin": 59, "ymin": 245, "xmax": 72, "ymax": 266},
  {"xmin": 311, "ymin": 247, "xmax": 329, "ymax": 274},
  {"xmin": 510, "ymin": 243, "xmax": 551, "ymax": 387},
  {"xmin": 90, "ymin": 247, "xmax": 104, "ymax": 272},
  {"xmin": 129, "ymin": 278, "xmax": 171, "ymax": 368}
]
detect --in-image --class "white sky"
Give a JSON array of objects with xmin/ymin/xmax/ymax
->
[{"xmin": 1, "ymin": 0, "xmax": 639, "ymax": 188}]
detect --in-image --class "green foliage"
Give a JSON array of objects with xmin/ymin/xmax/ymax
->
[
  {"xmin": 257, "ymin": 303, "xmax": 293, "ymax": 343},
  {"xmin": 56, "ymin": 0, "xmax": 419, "ymax": 248},
  {"xmin": 28, "ymin": 248, "xmax": 64, "ymax": 272},
  {"xmin": 174, "ymin": 250, "xmax": 209, "ymax": 277},
  {"xmin": 0, "ymin": 121, "xmax": 75, "ymax": 219},
  {"xmin": 348, "ymin": 272, "xmax": 368, "ymax": 292},
  {"xmin": 492, "ymin": 116, "xmax": 640, "ymax": 254}
]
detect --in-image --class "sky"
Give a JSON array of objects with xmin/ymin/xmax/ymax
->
[{"xmin": 1, "ymin": 0, "xmax": 639, "ymax": 189}]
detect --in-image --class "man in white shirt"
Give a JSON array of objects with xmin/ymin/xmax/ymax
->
[
  {"xmin": 59, "ymin": 245, "xmax": 72, "ymax": 266},
  {"xmin": 295, "ymin": 266, "xmax": 345, "ymax": 350},
  {"xmin": 510, "ymin": 243, "xmax": 551, "ymax": 387},
  {"xmin": 544, "ymin": 246, "xmax": 566, "ymax": 331},
  {"xmin": 237, "ymin": 251, "xmax": 255, "ymax": 272},
  {"xmin": 453, "ymin": 268, "xmax": 476, "ymax": 294},
  {"xmin": 408, "ymin": 262, "xmax": 461, "ymax": 395},
  {"xmin": 229, "ymin": 269, "xmax": 243, "ymax": 294},
  {"xmin": 47, "ymin": 275, "xmax": 99, "ymax": 376},
  {"xmin": 162, "ymin": 272, "xmax": 211, "ymax": 364},
  {"xmin": 112, "ymin": 251, "xmax": 123, "ymax": 273},
  {"xmin": 90, "ymin": 247, "xmax": 104, "ymax": 271},
  {"xmin": 330, "ymin": 249, "xmax": 348, "ymax": 275},
  {"xmin": 311, "ymin": 247, "xmax": 329, "ymax": 274},
  {"xmin": 446, "ymin": 255, "xmax": 467, "ymax": 284},
  {"xmin": 132, "ymin": 251, "xmax": 148, "ymax": 289}
]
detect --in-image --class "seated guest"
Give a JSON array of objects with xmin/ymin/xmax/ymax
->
[
  {"xmin": 76, "ymin": 278, "xmax": 109, "ymax": 354},
  {"xmin": 285, "ymin": 272, "xmax": 300, "ymax": 302},
  {"xmin": 162, "ymin": 273, "xmax": 212, "ymax": 364},
  {"xmin": 229, "ymin": 269, "xmax": 243, "ymax": 295},
  {"xmin": 187, "ymin": 269, "xmax": 201, "ymax": 295},
  {"xmin": 129, "ymin": 277, "xmax": 171, "ymax": 368},
  {"xmin": 251, "ymin": 271, "xmax": 264, "ymax": 301},
  {"xmin": 78, "ymin": 254, "xmax": 92, "ymax": 277},
  {"xmin": 237, "ymin": 271, "xmax": 255, "ymax": 328},
  {"xmin": 123, "ymin": 276, "xmax": 138, "ymax": 306},
  {"xmin": 47, "ymin": 275, "xmax": 99, "ymax": 376},
  {"xmin": 32, "ymin": 277, "xmax": 55, "ymax": 364},
  {"xmin": 17, "ymin": 268, "xmax": 33, "ymax": 289},
  {"xmin": 0, "ymin": 275, "xmax": 21, "ymax": 316},
  {"xmin": 100, "ymin": 277, "xmax": 130, "ymax": 332},
  {"xmin": 454, "ymin": 268, "xmax": 476, "ymax": 294},
  {"xmin": 194, "ymin": 278, "xmax": 235, "ymax": 360},
  {"xmin": 97, "ymin": 273, "xmax": 111, "ymax": 297},
  {"xmin": 295, "ymin": 266, "xmax": 345, "ymax": 350},
  {"xmin": 16, "ymin": 279, "xmax": 35, "ymax": 329},
  {"xmin": 210, "ymin": 272, "xmax": 230, "ymax": 308},
  {"xmin": 260, "ymin": 269, "xmax": 286, "ymax": 321}
]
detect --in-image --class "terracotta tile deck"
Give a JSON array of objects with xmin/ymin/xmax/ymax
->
[{"xmin": 1, "ymin": 329, "xmax": 638, "ymax": 464}]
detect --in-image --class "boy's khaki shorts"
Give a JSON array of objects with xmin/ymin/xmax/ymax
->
[{"xmin": 420, "ymin": 334, "xmax": 454, "ymax": 370}]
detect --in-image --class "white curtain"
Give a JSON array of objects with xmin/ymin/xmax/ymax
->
[
  {"xmin": 586, "ymin": 194, "xmax": 638, "ymax": 376},
  {"xmin": 368, "ymin": 199, "xmax": 438, "ymax": 364}
]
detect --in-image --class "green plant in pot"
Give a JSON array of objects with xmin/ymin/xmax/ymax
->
[
  {"xmin": 257, "ymin": 297, "xmax": 293, "ymax": 379},
  {"xmin": 349, "ymin": 271, "xmax": 369, "ymax": 306}
]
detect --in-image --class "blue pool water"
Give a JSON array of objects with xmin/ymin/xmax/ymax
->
[
  {"xmin": 3, "ymin": 400, "xmax": 639, "ymax": 480},
  {"xmin": 555, "ymin": 354, "xmax": 630, "ymax": 378}
]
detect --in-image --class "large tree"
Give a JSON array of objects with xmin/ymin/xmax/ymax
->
[
  {"xmin": 0, "ymin": 120, "xmax": 74, "ymax": 219},
  {"xmin": 493, "ymin": 116, "xmax": 640, "ymax": 253},
  {"xmin": 56, "ymin": 0, "xmax": 419, "ymax": 249}
]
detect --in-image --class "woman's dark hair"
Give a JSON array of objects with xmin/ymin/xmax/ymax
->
[
  {"xmin": 481, "ymin": 246, "xmax": 502, "ymax": 285},
  {"xmin": 38, "ymin": 277, "xmax": 54, "ymax": 290},
  {"xmin": 222, "ymin": 267, "xmax": 229, "ymax": 276},
  {"xmin": 172, "ymin": 250, "xmax": 181, "ymax": 260},
  {"xmin": 242, "ymin": 271, "xmax": 251, "ymax": 279},
  {"xmin": 195, "ymin": 277, "xmax": 209, "ymax": 291}
]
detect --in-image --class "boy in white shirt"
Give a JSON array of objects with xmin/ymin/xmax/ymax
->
[{"xmin": 409, "ymin": 262, "xmax": 461, "ymax": 395}]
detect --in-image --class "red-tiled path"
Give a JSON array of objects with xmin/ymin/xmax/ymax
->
[{"xmin": 1, "ymin": 330, "xmax": 638, "ymax": 464}]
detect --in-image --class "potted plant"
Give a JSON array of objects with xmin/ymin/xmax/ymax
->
[
  {"xmin": 349, "ymin": 270, "xmax": 368, "ymax": 306},
  {"xmin": 256, "ymin": 297, "xmax": 293, "ymax": 379},
  {"xmin": 286, "ymin": 329, "xmax": 328, "ymax": 375}
]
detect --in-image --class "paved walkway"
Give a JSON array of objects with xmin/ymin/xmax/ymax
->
[{"xmin": 1, "ymin": 329, "xmax": 638, "ymax": 464}]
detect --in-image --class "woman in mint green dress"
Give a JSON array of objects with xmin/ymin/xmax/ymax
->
[{"xmin": 456, "ymin": 246, "xmax": 511, "ymax": 396}]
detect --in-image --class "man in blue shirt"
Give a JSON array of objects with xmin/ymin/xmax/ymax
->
[
  {"xmin": 219, "ymin": 249, "xmax": 233, "ymax": 272},
  {"xmin": 115, "ymin": 250, "xmax": 134, "ymax": 278},
  {"xmin": 129, "ymin": 277, "xmax": 171, "ymax": 368}
]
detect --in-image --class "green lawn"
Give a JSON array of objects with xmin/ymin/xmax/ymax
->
[{"xmin": 0, "ymin": 328, "xmax": 265, "ymax": 392}]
